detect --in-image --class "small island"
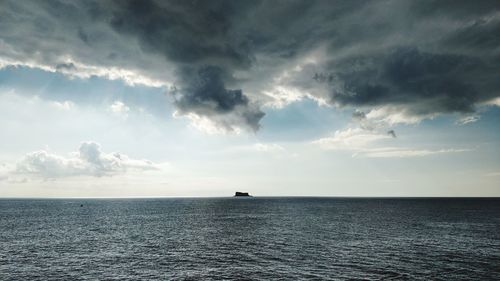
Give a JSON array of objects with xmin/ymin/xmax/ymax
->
[{"xmin": 234, "ymin": 192, "xmax": 251, "ymax": 197}]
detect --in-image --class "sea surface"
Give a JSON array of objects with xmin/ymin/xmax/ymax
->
[{"xmin": 1, "ymin": 198, "xmax": 499, "ymax": 280}]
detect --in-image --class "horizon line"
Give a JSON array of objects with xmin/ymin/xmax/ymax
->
[{"xmin": 1, "ymin": 195, "xmax": 499, "ymax": 200}]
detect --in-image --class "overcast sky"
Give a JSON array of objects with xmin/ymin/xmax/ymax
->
[{"xmin": 0, "ymin": 0, "xmax": 499, "ymax": 197}]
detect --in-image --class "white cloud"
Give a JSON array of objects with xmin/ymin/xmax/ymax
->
[
  {"xmin": 224, "ymin": 142, "xmax": 295, "ymax": 159},
  {"xmin": 359, "ymin": 148, "xmax": 471, "ymax": 158},
  {"xmin": 313, "ymin": 127, "xmax": 470, "ymax": 158},
  {"xmin": 172, "ymin": 110, "xmax": 256, "ymax": 135},
  {"xmin": 484, "ymin": 97, "xmax": 500, "ymax": 107},
  {"xmin": 313, "ymin": 128, "xmax": 390, "ymax": 150},
  {"xmin": 173, "ymin": 111, "xmax": 232, "ymax": 135},
  {"xmin": 365, "ymin": 106, "xmax": 434, "ymax": 125},
  {"xmin": 13, "ymin": 141, "xmax": 158, "ymax": 179},
  {"xmin": 253, "ymin": 143, "xmax": 285, "ymax": 152},
  {"xmin": 0, "ymin": 38, "xmax": 169, "ymax": 88},
  {"xmin": 456, "ymin": 115, "xmax": 481, "ymax": 125},
  {"xmin": 110, "ymin": 101, "xmax": 130, "ymax": 117},
  {"xmin": 262, "ymin": 86, "xmax": 305, "ymax": 109},
  {"xmin": 51, "ymin": 100, "xmax": 75, "ymax": 111}
]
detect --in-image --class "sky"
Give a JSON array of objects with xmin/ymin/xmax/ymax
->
[{"xmin": 0, "ymin": 0, "xmax": 499, "ymax": 197}]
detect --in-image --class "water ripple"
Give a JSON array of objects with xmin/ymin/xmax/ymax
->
[{"xmin": 1, "ymin": 198, "xmax": 499, "ymax": 280}]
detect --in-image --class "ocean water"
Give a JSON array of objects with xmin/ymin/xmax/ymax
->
[{"xmin": 1, "ymin": 198, "xmax": 499, "ymax": 280}]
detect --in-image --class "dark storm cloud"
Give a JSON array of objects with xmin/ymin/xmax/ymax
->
[
  {"xmin": 444, "ymin": 17, "xmax": 500, "ymax": 52},
  {"xmin": 387, "ymin": 130, "xmax": 397, "ymax": 138},
  {"xmin": 175, "ymin": 66, "xmax": 248, "ymax": 114},
  {"xmin": 322, "ymin": 47, "xmax": 500, "ymax": 116},
  {"xmin": 0, "ymin": 0, "xmax": 499, "ymax": 131},
  {"xmin": 352, "ymin": 110, "xmax": 367, "ymax": 122},
  {"xmin": 108, "ymin": 0, "xmax": 254, "ymax": 68},
  {"xmin": 55, "ymin": 63, "xmax": 76, "ymax": 72},
  {"xmin": 173, "ymin": 66, "xmax": 264, "ymax": 132}
]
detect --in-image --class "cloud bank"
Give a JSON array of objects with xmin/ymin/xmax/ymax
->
[
  {"xmin": 313, "ymin": 128, "xmax": 471, "ymax": 158},
  {"xmin": 1, "ymin": 0, "xmax": 499, "ymax": 132},
  {"xmin": 13, "ymin": 142, "xmax": 157, "ymax": 179}
]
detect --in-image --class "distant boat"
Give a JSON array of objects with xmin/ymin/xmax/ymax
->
[{"xmin": 234, "ymin": 192, "xmax": 252, "ymax": 197}]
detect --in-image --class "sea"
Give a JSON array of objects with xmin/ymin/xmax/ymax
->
[{"xmin": 1, "ymin": 198, "xmax": 499, "ymax": 280}]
